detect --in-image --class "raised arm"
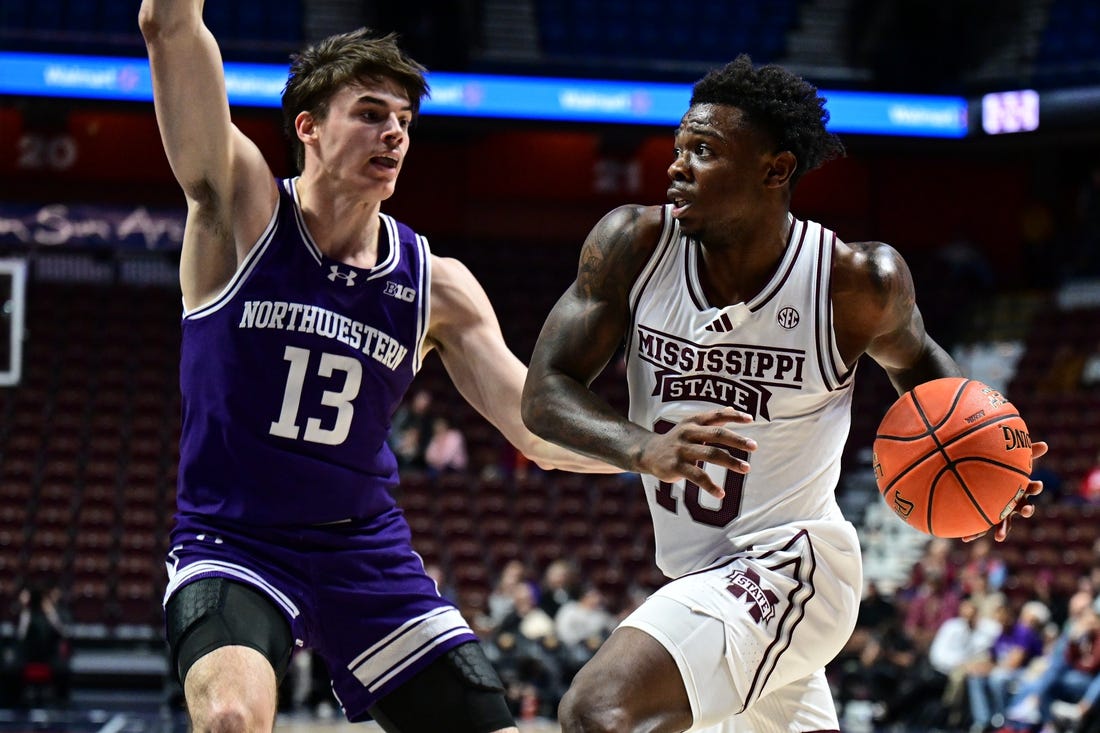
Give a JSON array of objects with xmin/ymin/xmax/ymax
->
[
  {"xmin": 139, "ymin": 0, "xmax": 277, "ymax": 309},
  {"xmin": 425, "ymin": 255, "xmax": 618, "ymax": 474},
  {"xmin": 522, "ymin": 205, "xmax": 754, "ymax": 497}
]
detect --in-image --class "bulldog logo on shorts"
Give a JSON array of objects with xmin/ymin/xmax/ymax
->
[{"xmin": 726, "ymin": 568, "xmax": 780, "ymax": 625}]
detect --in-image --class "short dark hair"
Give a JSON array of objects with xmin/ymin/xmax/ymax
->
[
  {"xmin": 282, "ymin": 28, "xmax": 430, "ymax": 172},
  {"xmin": 690, "ymin": 54, "xmax": 844, "ymax": 186}
]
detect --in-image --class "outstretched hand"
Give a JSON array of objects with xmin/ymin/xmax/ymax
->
[
  {"xmin": 636, "ymin": 408, "xmax": 756, "ymax": 498},
  {"xmin": 962, "ymin": 440, "xmax": 1049, "ymax": 543}
]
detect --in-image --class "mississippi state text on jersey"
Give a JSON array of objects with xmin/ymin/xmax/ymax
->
[{"xmin": 625, "ymin": 208, "xmax": 854, "ymax": 576}]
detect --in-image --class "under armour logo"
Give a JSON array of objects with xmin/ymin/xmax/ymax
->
[
  {"xmin": 705, "ymin": 313, "xmax": 734, "ymax": 333},
  {"xmin": 328, "ymin": 266, "xmax": 357, "ymax": 286},
  {"xmin": 726, "ymin": 568, "xmax": 779, "ymax": 625}
]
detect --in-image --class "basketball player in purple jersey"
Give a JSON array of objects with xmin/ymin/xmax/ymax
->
[
  {"xmin": 522, "ymin": 56, "xmax": 1048, "ymax": 732},
  {"xmin": 139, "ymin": 2, "xmax": 616, "ymax": 730}
]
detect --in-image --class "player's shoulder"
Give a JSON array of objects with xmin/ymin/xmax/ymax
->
[
  {"xmin": 587, "ymin": 203, "xmax": 669, "ymax": 263},
  {"xmin": 595, "ymin": 203, "xmax": 666, "ymax": 238},
  {"xmin": 831, "ymin": 237, "xmax": 912, "ymax": 302},
  {"xmin": 427, "ymin": 252, "xmax": 475, "ymax": 290}
]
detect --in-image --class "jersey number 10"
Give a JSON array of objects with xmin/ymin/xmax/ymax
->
[{"xmin": 653, "ymin": 419, "xmax": 746, "ymax": 528}]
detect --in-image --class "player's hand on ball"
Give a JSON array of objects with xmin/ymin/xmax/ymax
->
[
  {"xmin": 637, "ymin": 408, "xmax": 755, "ymax": 499},
  {"xmin": 962, "ymin": 440, "xmax": 1048, "ymax": 543}
]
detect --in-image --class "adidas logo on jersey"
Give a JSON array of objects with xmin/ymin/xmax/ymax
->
[
  {"xmin": 705, "ymin": 313, "xmax": 735, "ymax": 332},
  {"xmin": 328, "ymin": 266, "xmax": 357, "ymax": 286}
]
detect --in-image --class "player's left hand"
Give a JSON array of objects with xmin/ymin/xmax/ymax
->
[{"xmin": 962, "ymin": 440, "xmax": 1048, "ymax": 543}]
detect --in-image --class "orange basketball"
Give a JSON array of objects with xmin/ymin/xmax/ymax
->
[{"xmin": 872, "ymin": 377, "xmax": 1033, "ymax": 538}]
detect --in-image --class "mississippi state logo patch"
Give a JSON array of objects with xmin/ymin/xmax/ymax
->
[{"xmin": 726, "ymin": 568, "xmax": 780, "ymax": 625}]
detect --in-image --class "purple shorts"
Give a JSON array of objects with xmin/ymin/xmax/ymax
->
[{"xmin": 163, "ymin": 509, "xmax": 477, "ymax": 721}]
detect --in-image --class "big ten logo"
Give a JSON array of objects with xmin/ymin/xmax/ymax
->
[
  {"xmin": 593, "ymin": 157, "xmax": 641, "ymax": 195},
  {"xmin": 1001, "ymin": 425, "xmax": 1031, "ymax": 451},
  {"xmin": 17, "ymin": 133, "xmax": 79, "ymax": 172},
  {"xmin": 383, "ymin": 281, "xmax": 416, "ymax": 302}
]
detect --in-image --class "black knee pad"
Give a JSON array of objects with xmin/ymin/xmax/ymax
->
[
  {"xmin": 165, "ymin": 577, "xmax": 293, "ymax": 685},
  {"xmin": 367, "ymin": 642, "xmax": 513, "ymax": 733},
  {"xmin": 444, "ymin": 641, "xmax": 506, "ymax": 693}
]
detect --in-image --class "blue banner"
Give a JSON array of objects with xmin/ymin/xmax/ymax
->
[{"xmin": 0, "ymin": 51, "xmax": 968, "ymax": 137}]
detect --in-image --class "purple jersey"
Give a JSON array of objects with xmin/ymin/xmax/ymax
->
[{"xmin": 177, "ymin": 178, "xmax": 430, "ymax": 526}]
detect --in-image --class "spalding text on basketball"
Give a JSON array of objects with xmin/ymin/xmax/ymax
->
[{"xmin": 1001, "ymin": 425, "xmax": 1032, "ymax": 451}]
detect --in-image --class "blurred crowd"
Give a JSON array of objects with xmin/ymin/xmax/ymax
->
[{"xmin": 833, "ymin": 536, "xmax": 1100, "ymax": 733}]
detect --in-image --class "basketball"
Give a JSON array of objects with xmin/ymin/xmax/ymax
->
[{"xmin": 872, "ymin": 377, "xmax": 1034, "ymax": 538}]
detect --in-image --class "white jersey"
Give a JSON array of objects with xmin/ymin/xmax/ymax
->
[{"xmin": 626, "ymin": 207, "xmax": 855, "ymax": 578}]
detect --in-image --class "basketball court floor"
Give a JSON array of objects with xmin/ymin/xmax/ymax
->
[{"xmin": 0, "ymin": 706, "xmax": 564, "ymax": 733}]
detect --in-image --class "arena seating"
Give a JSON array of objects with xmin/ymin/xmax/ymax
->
[
  {"xmin": 3, "ymin": 235, "xmax": 1099, "ymax": 643},
  {"xmin": 0, "ymin": 0, "xmax": 303, "ymax": 60}
]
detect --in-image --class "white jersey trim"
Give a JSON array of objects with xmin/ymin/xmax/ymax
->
[
  {"xmin": 286, "ymin": 179, "xmax": 402, "ymax": 280},
  {"xmin": 287, "ymin": 177, "xmax": 323, "ymax": 265},
  {"xmin": 369, "ymin": 214, "xmax": 402, "ymax": 280},
  {"xmin": 812, "ymin": 226, "xmax": 854, "ymax": 391},
  {"xmin": 162, "ymin": 556, "xmax": 301, "ymax": 619},
  {"xmin": 346, "ymin": 606, "xmax": 474, "ymax": 692},
  {"xmin": 626, "ymin": 205, "xmax": 677, "ymax": 359},
  {"xmin": 412, "ymin": 235, "xmax": 431, "ymax": 374}
]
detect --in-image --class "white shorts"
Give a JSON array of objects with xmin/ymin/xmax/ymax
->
[{"xmin": 619, "ymin": 520, "xmax": 861, "ymax": 732}]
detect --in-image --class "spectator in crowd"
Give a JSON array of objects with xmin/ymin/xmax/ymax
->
[
  {"xmin": 487, "ymin": 560, "xmax": 535, "ymax": 629},
  {"xmin": 874, "ymin": 595, "xmax": 1000, "ymax": 730},
  {"xmin": 902, "ymin": 537, "xmax": 958, "ymax": 603},
  {"xmin": 490, "ymin": 630, "xmax": 566, "ymax": 722},
  {"xmin": 833, "ymin": 580, "xmax": 901, "ymax": 709},
  {"xmin": 961, "ymin": 536, "xmax": 1008, "ymax": 594},
  {"xmin": 15, "ymin": 583, "xmax": 70, "ymax": 703},
  {"xmin": 536, "ymin": 559, "xmax": 580, "ymax": 620},
  {"xmin": 424, "ymin": 415, "xmax": 468, "ymax": 475},
  {"xmin": 962, "ymin": 566, "xmax": 1009, "ymax": 623},
  {"xmin": 838, "ymin": 619, "xmax": 913, "ymax": 712},
  {"xmin": 554, "ymin": 584, "xmax": 615, "ymax": 648},
  {"xmin": 497, "ymin": 582, "xmax": 555, "ymax": 643},
  {"xmin": 1006, "ymin": 599, "xmax": 1100, "ymax": 730},
  {"xmin": 967, "ymin": 600, "xmax": 1049, "ymax": 732},
  {"xmin": 904, "ymin": 568, "xmax": 964, "ymax": 656},
  {"xmin": 389, "ymin": 389, "xmax": 434, "ymax": 470},
  {"xmin": 1032, "ymin": 569, "xmax": 1071, "ymax": 635}
]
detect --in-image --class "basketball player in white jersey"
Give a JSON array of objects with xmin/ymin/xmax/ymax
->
[{"xmin": 521, "ymin": 55, "xmax": 1047, "ymax": 732}]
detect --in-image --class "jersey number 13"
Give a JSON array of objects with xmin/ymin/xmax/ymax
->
[{"xmin": 269, "ymin": 346, "xmax": 362, "ymax": 445}]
